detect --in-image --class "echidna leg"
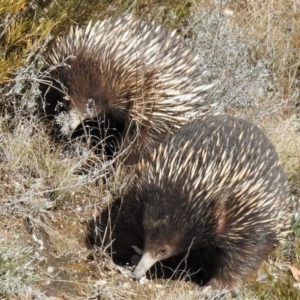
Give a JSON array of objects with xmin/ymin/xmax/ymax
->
[
  {"xmin": 206, "ymin": 250, "xmax": 244, "ymax": 290},
  {"xmin": 208, "ymin": 244, "xmax": 272, "ymax": 291}
]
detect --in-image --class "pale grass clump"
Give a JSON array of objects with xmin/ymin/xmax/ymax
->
[
  {"xmin": 88, "ymin": 273, "xmax": 213, "ymax": 300},
  {"xmin": 14, "ymin": 287, "xmax": 56, "ymax": 300},
  {"xmin": 0, "ymin": 115, "xmax": 91, "ymax": 213},
  {"xmin": 184, "ymin": 4, "xmax": 273, "ymax": 111},
  {"xmin": 0, "ymin": 235, "xmax": 37, "ymax": 295},
  {"xmin": 0, "ymin": 233, "xmax": 58, "ymax": 299}
]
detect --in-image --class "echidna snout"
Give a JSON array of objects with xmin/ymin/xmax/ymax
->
[
  {"xmin": 133, "ymin": 252, "xmax": 157, "ymax": 279},
  {"xmin": 60, "ymin": 107, "xmax": 84, "ymax": 138},
  {"xmin": 133, "ymin": 245, "xmax": 175, "ymax": 279}
]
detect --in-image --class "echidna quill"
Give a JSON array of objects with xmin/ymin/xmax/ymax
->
[
  {"xmin": 40, "ymin": 15, "xmax": 213, "ymax": 161},
  {"xmin": 131, "ymin": 114, "xmax": 291, "ymax": 290}
]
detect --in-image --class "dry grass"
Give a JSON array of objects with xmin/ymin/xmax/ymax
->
[{"xmin": 1, "ymin": 0, "xmax": 300, "ymax": 299}]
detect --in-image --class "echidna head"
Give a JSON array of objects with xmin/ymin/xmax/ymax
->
[
  {"xmin": 59, "ymin": 94, "xmax": 104, "ymax": 137},
  {"xmin": 133, "ymin": 185, "xmax": 208, "ymax": 280},
  {"xmin": 133, "ymin": 211, "xmax": 200, "ymax": 280},
  {"xmin": 45, "ymin": 53, "xmax": 131, "ymax": 138}
]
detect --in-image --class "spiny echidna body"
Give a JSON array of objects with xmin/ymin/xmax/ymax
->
[
  {"xmin": 41, "ymin": 15, "xmax": 212, "ymax": 161},
  {"xmin": 131, "ymin": 114, "xmax": 291, "ymax": 289}
]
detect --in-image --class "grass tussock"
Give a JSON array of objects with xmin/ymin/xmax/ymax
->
[
  {"xmin": 0, "ymin": 0, "xmax": 193, "ymax": 85},
  {"xmin": 0, "ymin": 231, "xmax": 36, "ymax": 296},
  {"xmin": 1, "ymin": 0, "xmax": 300, "ymax": 299}
]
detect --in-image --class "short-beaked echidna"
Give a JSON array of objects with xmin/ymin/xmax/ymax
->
[
  {"xmin": 41, "ymin": 15, "xmax": 213, "ymax": 161},
  {"xmin": 131, "ymin": 114, "xmax": 291, "ymax": 289}
]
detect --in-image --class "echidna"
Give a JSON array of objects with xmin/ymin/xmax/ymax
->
[
  {"xmin": 131, "ymin": 114, "xmax": 291, "ymax": 289},
  {"xmin": 40, "ymin": 15, "xmax": 213, "ymax": 161}
]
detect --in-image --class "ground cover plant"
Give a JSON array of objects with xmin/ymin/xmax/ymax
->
[{"xmin": 1, "ymin": 0, "xmax": 300, "ymax": 299}]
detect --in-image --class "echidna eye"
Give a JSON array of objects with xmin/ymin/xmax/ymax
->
[{"xmin": 159, "ymin": 249, "xmax": 167, "ymax": 255}]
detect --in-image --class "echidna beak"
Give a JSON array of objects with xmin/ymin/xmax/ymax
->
[
  {"xmin": 132, "ymin": 252, "xmax": 157, "ymax": 279},
  {"xmin": 60, "ymin": 109, "xmax": 83, "ymax": 138}
]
